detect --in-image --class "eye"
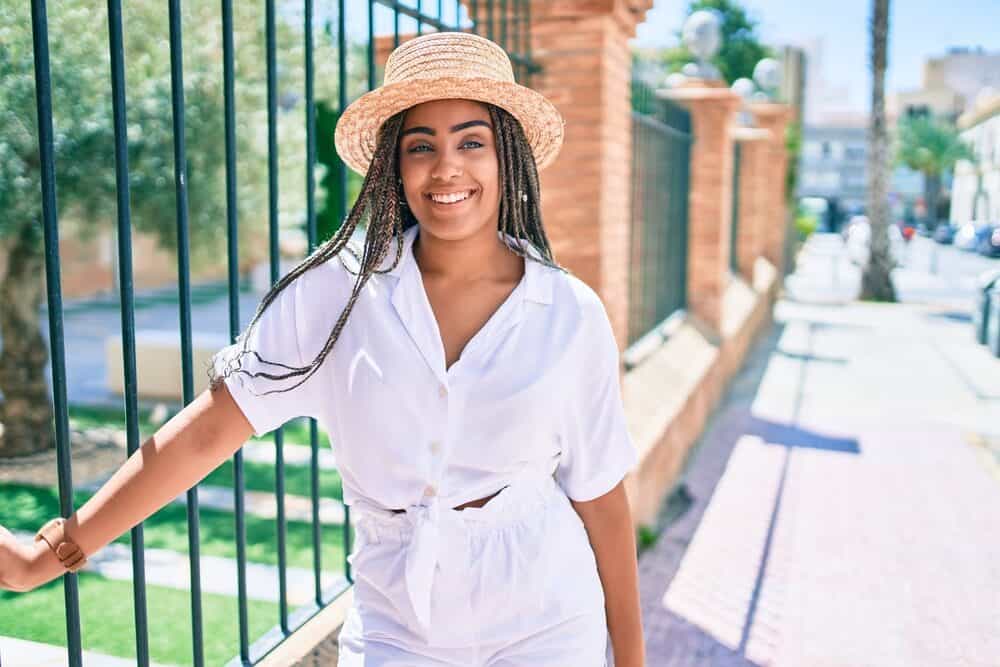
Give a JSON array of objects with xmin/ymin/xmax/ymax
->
[
  {"xmin": 407, "ymin": 143, "xmax": 432, "ymax": 154},
  {"xmin": 461, "ymin": 140, "xmax": 484, "ymax": 149}
]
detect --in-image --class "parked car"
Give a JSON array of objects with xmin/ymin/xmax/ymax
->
[
  {"xmin": 976, "ymin": 224, "xmax": 1000, "ymax": 258},
  {"xmin": 841, "ymin": 214, "xmax": 869, "ymax": 242},
  {"xmin": 933, "ymin": 222, "xmax": 957, "ymax": 244},
  {"xmin": 953, "ymin": 221, "xmax": 990, "ymax": 252},
  {"xmin": 846, "ymin": 219, "xmax": 904, "ymax": 266}
]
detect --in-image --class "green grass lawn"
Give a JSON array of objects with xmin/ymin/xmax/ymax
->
[
  {"xmin": 69, "ymin": 405, "xmax": 332, "ymax": 450},
  {"xmin": 0, "ymin": 572, "xmax": 279, "ymax": 666},
  {"xmin": 203, "ymin": 458, "xmax": 343, "ymax": 500},
  {"xmin": 68, "ymin": 404, "xmax": 343, "ymax": 498},
  {"xmin": 1, "ymin": 484, "xmax": 346, "ymax": 571}
]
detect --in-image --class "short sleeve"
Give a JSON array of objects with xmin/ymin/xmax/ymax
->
[
  {"xmin": 213, "ymin": 274, "xmax": 326, "ymax": 437},
  {"xmin": 555, "ymin": 295, "xmax": 639, "ymax": 502}
]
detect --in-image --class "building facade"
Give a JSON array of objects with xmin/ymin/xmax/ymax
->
[
  {"xmin": 891, "ymin": 47, "xmax": 1000, "ymax": 122},
  {"xmin": 951, "ymin": 92, "xmax": 1000, "ymax": 223},
  {"xmin": 797, "ymin": 124, "xmax": 869, "ymax": 215}
]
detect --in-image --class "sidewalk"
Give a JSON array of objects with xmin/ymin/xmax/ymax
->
[
  {"xmin": 0, "ymin": 637, "xmax": 173, "ymax": 667},
  {"xmin": 639, "ymin": 234, "xmax": 1000, "ymax": 666}
]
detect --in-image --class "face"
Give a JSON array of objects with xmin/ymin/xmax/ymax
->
[{"xmin": 398, "ymin": 99, "xmax": 501, "ymax": 242}]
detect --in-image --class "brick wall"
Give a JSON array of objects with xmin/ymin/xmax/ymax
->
[
  {"xmin": 733, "ymin": 127, "xmax": 772, "ymax": 282},
  {"xmin": 749, "ymin": 102, "xmax": 793, "ymax": 273},
  {"xmin": 530, "ymin": 0, "xmax": 653, "ymax": 348}
]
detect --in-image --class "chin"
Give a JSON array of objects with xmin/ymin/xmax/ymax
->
[{"xmin": 418, "ymin": 215, "xmax": 493, "ymax": 242}]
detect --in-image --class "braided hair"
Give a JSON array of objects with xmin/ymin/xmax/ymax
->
[{"xmin": 209, "ymin": 103, "xmax": 563, "ymax": 396}]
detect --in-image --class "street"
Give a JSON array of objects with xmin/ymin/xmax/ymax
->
[{"xmin": 639, "ymin": 233, "xmax": 1000, "ymax": 666}]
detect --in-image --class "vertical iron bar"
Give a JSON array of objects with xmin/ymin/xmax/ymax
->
[
  {"xmin": 220, "ymin": 0, "xmax": 251, "ymax": 661},
  {"xmin": 337, "ymin": 0, "xmax": 353, "ymax": 586},
  {"xmin": 471, "ymin": 0, "xmax": 478, "ymax": 32},
  {"xmin": 500, "ymin": 0, "xmax": 507, "ymax": 50},
  {"xmin": 514, "ymin": 0, "xmax": 522, "ymax": 79},
  {"xmin": 167, "ymin": 2, "xmax": 205, "ymax": 663},
  {"xmin": 731, "ymin": 142, "xmax": 741, "ymax": 272},
  {"xmin": 108, "ymin": 0, "xmax": 149, "ymax": 665},
  {"xmin": 416, "ymin": 0, "xmax": 423, "ymax": 34},
  {"xmin": 680, "ymin": 120, "xmax": 691, "ymax": 306},
  {"xmin": 486, "ymin": 0, "xmax": 494, "ymax": 40},
  {"xmin": 308, "ymin": 0, "xmax": 325, "ymax": 607},
  {"xmin": 266, "ymin": 0, "xmax": 291, "ymax": 633},
  {"xmin": 524, "ymin": 0, "xmax": 531, "ymax": 83},
  {"xmin": 394, "ymin": 0, "xmax": 400, "ymax": 48},
  {"xmin": 106, "ymin": 2, "xmax": 151, "ymax": 663},
  {"xmin": 29, "ymin": 3, "xmax": 83, "ymax": 664},
  {"xmin": 367, "ymin": 0, "xmax": 376, "ymax": 91}
]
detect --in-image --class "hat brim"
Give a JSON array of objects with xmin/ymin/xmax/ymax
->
[{"xmin": 334, "ymin": 77, "xmax": 565, "ymax": 176}]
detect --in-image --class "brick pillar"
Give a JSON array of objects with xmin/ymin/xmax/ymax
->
[
  {"xmin": 748, "ymin": 102, "xmax": 793, "ymax": 272},
  {"xmin": 731, "ymin": 127, "xmax": 772, "ymax": 282},
  {"xmin": 662, "ymin": 83, "xmax": 741, "ymax": 334},
  {"xmin": 529, "ymin": 0, "xmax": 654, "ymax": 349}
]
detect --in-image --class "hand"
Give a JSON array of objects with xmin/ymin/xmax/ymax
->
[{"xmin": 0, "ymin": 524, "xmax": 65, "ymax": 593}]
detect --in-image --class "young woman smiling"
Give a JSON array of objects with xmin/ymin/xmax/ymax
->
[{"xmin": 0, "ymin": 32, "xmax": 645, "ymax": 667}]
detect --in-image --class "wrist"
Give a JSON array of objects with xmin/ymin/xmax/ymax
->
[{"xmin": 34, "ymin": 518, "xmax": 88, "ymax": 574}]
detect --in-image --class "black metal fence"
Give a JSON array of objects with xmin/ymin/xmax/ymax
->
[
  {"xmin": 730, "ymin": 141, "xmax": 742, "ymax": 273},
  {"xmin": 25, "ymin": 1, "xmax": 535, "ymax": 665},
  {"xmin": 628, "ymin": 78, "xmax": 692, "ymax": 347}
]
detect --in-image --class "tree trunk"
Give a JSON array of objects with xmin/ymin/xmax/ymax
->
[
  {"xmin": 924, "ymin": 170, "xmax": 941, "ymax": 228},
  {"xmin": 0, "ymin": 223, "xmax": 56, "ymax": 458},
  {"xmin": 861, "ymin": 0, "xmax": 897, "ymax": 302}
]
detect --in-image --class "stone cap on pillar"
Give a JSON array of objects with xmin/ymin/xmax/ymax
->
[
  {"xmin": 658, "ymin": 84, "xmax": 742, "ymax": 111},
  {"xmin": 747, "ymin": 101, "xmax": 793, "ymax": 124},
  {"xmin": 731, "ymin": 126, "xmax": 772, "ymax": 143},
  {"xmin": 530, "ymin": 0, "xmax": 654, "ymax": 37}
]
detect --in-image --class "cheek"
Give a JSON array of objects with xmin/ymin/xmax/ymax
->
[
  {"xmin": 399, "ymin": 165, "xmax": 423, "ymax": 204},
  {"xmin": 475, "ymin": 158, "xmax": 501, "ymax": 205}
]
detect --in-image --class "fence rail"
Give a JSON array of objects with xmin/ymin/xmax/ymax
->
[
  {"xmin": 628, "ymin": 78, "xmax": 692, "ymax": 347},
  {"xmin": 26, "ymin": 1, "xmax": 535, "ymax": 665}
]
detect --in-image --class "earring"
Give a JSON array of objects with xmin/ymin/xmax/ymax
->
[{"xmin": 518, "ymin": 190, "xmax": 528, "ymax": 203}]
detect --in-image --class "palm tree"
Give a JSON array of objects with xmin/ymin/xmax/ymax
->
[
  {"xmin": 861, "ymin": 0, "xmax": 896, "ymax": 302},
  {"xmin": 896, "ymin": 115, "xmax": 973, "ymax": 229}
]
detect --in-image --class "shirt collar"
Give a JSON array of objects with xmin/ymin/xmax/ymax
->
[{"xmin": 381, "ymin": 224, "xmax": 553, "ymax": 306}]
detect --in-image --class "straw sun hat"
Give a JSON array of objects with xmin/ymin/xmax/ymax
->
[{"xmin": 334, "ymin": 31, "xmax": 564, "ymax": 176}]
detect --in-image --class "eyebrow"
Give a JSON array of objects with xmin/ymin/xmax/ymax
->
[{"xmin": 401, "ymin": 119, "xmax": 492, "ymax": 137}]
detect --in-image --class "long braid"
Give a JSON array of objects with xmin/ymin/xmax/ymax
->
[{"xmin": 209, "ymin": 104, "xmax": 563, "ymax": 396}]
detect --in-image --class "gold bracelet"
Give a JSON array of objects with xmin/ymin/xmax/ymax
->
[{"xmin": 35, "ymin": 518, "xmax": 88, "ymax": 573}]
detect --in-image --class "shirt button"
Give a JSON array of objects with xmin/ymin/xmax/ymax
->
[
  {"xmin": 429, "ymin": 440, "xmax": 442, "ymax": 455},
  {"xmin": 438, "ymin": 384, "xmax": 448, "ymax": 398},
  {"xmin": 423, "ymin": 485, "xmax": 437, "ymax": 498}
]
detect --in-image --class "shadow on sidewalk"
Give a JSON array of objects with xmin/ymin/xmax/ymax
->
[{"xmin": 640, "ymin": 317, "xmax": 858, "ymax": 666}]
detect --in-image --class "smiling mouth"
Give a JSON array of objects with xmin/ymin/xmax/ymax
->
[{"xmin": 425, "ymin": 189, "xmax": 477, "ymax": 205}]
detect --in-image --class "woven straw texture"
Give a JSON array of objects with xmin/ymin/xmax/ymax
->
[{"xmin": 335, "ymin": 32, "xmax": 564, "ymax": 175}]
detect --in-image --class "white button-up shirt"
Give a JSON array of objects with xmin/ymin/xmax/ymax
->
[{"xmin": 219, "ymin": 223, "xmax": 637, "ymax": 512}]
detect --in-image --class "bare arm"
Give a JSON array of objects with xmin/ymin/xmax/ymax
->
[
  {"xmin": 0, "ymin": 383, "xmax": 253, "ymax": 592},
  {"xmin": 572, "ymin": 481, "xmax": 645, "ymax": 667}
]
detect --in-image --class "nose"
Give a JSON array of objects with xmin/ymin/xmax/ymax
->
[{"xmin": 429, "ymin": 147, "xmax": 463, "ymax": 182}]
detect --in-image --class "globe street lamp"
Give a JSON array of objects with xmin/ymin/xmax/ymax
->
[{"xmin": 680, "ymin": 10, "xmax": 723, "ymax": 81}]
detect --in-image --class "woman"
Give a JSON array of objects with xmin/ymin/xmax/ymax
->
[{"xmin": 0, "ymin": 32, "xmax": 645, "ymax": 666}]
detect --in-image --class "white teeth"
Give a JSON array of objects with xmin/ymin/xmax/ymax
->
[{"xmin": 429, "ymin": 190, "xmax": 472, "ymax": 204}]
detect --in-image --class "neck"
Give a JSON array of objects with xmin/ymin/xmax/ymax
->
[{"xmin": 412, "ymin": 223, "xmax": 521, "ymax": 282}]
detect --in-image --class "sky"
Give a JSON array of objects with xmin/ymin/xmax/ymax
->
[{"xmin": 633, "ymin": 0, "xmax": 1000, "ymax": 115}]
